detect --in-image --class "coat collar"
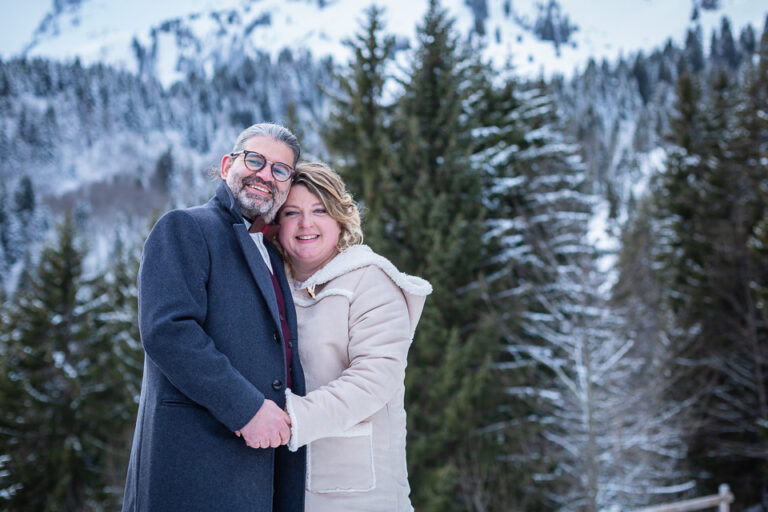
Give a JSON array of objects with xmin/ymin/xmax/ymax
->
[
  {"xmin": 214, "ymin": 180, "xmax": 245, "ymax": 223},
  {"xmin": 291, "ymin": 245, "xmax": 432, "ymax": 339},
  {"xmin": 293, "ymin": 245, "xmax": 432, "ymax": 297}
]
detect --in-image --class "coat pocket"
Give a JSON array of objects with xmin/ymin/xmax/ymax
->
[
  {"xmin": 159, "ymin": 398, "xmax": 203, "ymax": 409},
  {"xmin": 307, "ymin": 421, "xmax": 375, "ymax": 493}
]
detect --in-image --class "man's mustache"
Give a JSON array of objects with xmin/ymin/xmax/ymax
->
[{"xmin": 243, "ymin": 176, "xmax": 277, "ymax": 196}]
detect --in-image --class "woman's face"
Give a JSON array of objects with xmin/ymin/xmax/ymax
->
[{"xmin": 277, "ymin": 184, "xmax": 342, "ymax": 280}]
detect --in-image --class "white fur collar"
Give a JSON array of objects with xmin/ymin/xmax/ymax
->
[{"xmin": 293, "ymin": 245, "xmax": 432, "ymax": 297}]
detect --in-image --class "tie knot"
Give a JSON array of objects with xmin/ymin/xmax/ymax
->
[{"xmin": 248, "ymin": 217, "xmax": 266, "ymax": 234}]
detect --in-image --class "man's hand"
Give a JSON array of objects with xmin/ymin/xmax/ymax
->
[{"xmin": 235, "ymin": 399, "xmax": 291, "ymax": 449}]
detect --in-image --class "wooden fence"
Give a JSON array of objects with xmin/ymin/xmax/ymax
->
[{"xmin": 631, "ymin": 484, "xmax": 734, "ymax": 512}]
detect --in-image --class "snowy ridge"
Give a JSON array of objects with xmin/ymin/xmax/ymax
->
[{"xmin": 1, "ymin": 0, "xmax": 765, "ymax": 86}]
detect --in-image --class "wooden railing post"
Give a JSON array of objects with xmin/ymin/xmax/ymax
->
[{"xmin": 718, "ymin": 484, "xmax": 731, "ymax": 512}]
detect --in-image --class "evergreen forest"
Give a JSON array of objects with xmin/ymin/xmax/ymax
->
[{"xmin": 1, "ymin": 1, "xmax": 767, "ymax": 510}]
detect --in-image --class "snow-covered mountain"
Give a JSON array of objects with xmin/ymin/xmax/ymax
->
[{"xmin": 2, "ymin": 0, "xmax": 766, "ymax": 86}]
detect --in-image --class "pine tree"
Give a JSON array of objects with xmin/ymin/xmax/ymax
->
[
  {"xmin": 322, "ymin": 4, "xmax": 396, "ymax": 245},
  {"xmin": 379, "ymin": 2, "xmax": 503, "ymax": 509},
  {"xmin": 3, "ymin": 175, "xmax": 45, "ymax": 266},
  {"xmin": 0, "ymin": 212, "xmax": 91, "ymax": 511},
  {"xmin": 0, "ymin": 213, "xmax": 139, "ymax": 511},
  {"xmin": 747, "ymin": 21, "xmax": 768, "ymax": 333},
  {"xmin": 717, "ymin": 15, "xmax": 768, "ymax": 503},
  {"xmin": 651, "ymin": 39, "xmax": 768, "ymax": 503},
  {"xmin": 13, "ymin": 175, "xmax": 35, "ymax": 221},
  {"xmin": 84, "ymin": 233, "xmax": 144, "ymax": 506},
  {"xmin": 683, "ymin": 27, "xmax": 705, "ymax": 73},
  {"xmin": 471, "ymin": 65, "xmax": 548, "ymax": 511},
  {"xmin": 483, "ymin": 75, "xmax": 667, "ymax": 510},
  {"xmin": 633, "ymin": 52, "xmax": 653, "ymax": 104},
  {"xmin": 711, "ymin": 17, "xmax": 740, "ymax": 69},
  {"xmin": 152, "ymin": 146, "xmax": 174, "ymax": 193},
  {"xmin": 611, "ymin": 200, "xmax": 693, "ymax": 507},
  {"xmin": 0, "ymin": 181, "xmax": 9, "ymax": 270},
  {"xmin": 320, "ymin": 5, "xmax": 506, "ymax": 506},
  {"xmin": 498, "ymin": 79, "xmax": 600, "ymax": 510}
]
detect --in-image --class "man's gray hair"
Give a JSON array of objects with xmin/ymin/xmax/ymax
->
[{"xmin": 231, "ymin": 123, "xmax": 301, "ymax": 166}]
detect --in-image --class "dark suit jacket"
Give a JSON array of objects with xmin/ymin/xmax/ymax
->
[{"xmin": 122, "ymin": 182, "xmax": 306, "ymax": 511}]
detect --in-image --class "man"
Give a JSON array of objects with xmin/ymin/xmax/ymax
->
[{"xmin": 122, "ymin": 123, "xmax": 305, "ymax": 511}]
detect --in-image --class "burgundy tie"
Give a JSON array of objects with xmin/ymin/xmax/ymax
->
[{"xmin": 249, "ymin": 218, "xmax": 293, "ymax": 388}]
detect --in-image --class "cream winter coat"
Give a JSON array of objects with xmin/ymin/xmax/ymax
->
[{"xmin": 284, "ymin": 244, "xmax": 432, "ymax": 512}]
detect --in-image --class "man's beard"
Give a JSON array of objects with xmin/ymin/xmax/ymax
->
[{"xmin": 228, "ymin": 175, "xmax": 288, "ymax": 224}]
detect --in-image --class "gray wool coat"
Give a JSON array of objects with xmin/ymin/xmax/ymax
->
[{"xmin": 122, "ymin": 181, "xmax": 306, "ymax": 512}]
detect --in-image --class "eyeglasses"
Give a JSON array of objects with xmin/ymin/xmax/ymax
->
[{"xmin": 230, "ymin": 150, "xmax": 295, "ymax": 182}]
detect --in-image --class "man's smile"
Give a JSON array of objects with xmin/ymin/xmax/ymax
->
[
  {"xmin": 244, "ymin": 179, "xmax": 274, "ymax": 196},
  {"xmin": 247, "ymin": 183, "xmax": 271, "ymax": 195}
]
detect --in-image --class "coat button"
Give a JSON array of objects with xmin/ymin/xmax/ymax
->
[
  {"xmin": 273, "ymin": 331, "xmax": 280, "ymax": 343},
  {"xmin": 288, "ymin": 341, "xmax": 293, "ymax": 348},
  {"xmin": 272, "ymin": 379, "xmax": 283, "ymax": 390}
]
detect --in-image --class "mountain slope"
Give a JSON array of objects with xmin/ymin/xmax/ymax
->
[{"xmin": 2, "ymin": 0, "xmax": 765, "ymax": 85}]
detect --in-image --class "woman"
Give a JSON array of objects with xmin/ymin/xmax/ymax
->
[{"xmin": 276, "ymin": 161, "xmax": 432, "ymax": 511}]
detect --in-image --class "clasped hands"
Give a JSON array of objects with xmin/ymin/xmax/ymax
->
[{"xmin": 234, "ymin": 399, "xmax": 291, "ymax": 449}]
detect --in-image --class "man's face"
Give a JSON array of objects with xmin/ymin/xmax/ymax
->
[{"xmin": 220, "ymin": 136, "xmax": 294, "ymax": 223}]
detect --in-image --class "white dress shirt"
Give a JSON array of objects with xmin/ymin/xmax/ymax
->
[{"xmin": 243, "ymin": 219, "xmax": 273, "ymax": 274}]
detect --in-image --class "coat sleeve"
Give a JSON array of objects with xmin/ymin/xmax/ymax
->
[
  {"xmin": 285, "ymin": 266, "xmax": 412, "ymax": 450},
  {"xmin": 139, "ymin": 210, "xmax": 264, "ymax": 431}
]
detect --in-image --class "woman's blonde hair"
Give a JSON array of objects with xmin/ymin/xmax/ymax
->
[{"xmin": 284, "ymin": 161, "xmax": 363, "ymax": 251}]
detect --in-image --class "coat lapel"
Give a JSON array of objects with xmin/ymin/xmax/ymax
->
[
  {"xmin": 233, "ymin": 224, "xmax": 282, "ymax": 331},
  {"xmin": 233, "ymin": 224, "xmax": 281, "ymax": 331}
]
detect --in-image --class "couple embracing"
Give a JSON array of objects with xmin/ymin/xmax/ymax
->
[{"xmin": 121, "ymin": 123, "xmax": 432, "ymax": 512}]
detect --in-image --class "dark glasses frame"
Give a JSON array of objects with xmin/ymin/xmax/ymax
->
[{"xmin": 230, "ymin": 150, "xmax": 295, "ymax": 182}]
